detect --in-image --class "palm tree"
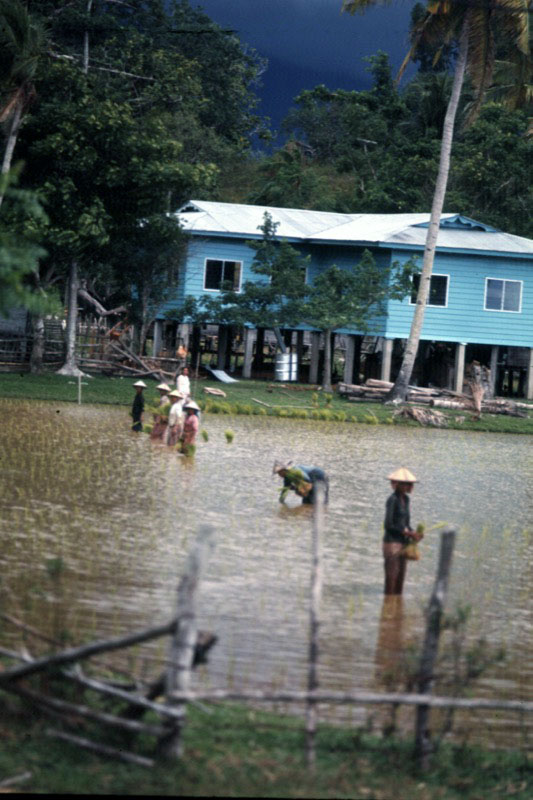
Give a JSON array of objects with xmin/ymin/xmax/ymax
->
[
  {"xmin": 0, "ymin": 0, "xmax": 46, "ymax": 208},
  {"xmin": 343, "ymin": 0, "xmax": 531, "ymax": 401}
]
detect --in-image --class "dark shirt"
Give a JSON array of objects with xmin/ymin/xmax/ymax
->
[
  {"xmin": 383, "ymin": 490, "xmax": 410, "ymax": 544},
  {"xmin": 132, "ymin": 393, "xmax": 145, "ymax": 422}
]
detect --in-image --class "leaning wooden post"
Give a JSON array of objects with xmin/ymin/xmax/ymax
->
[
  {"xmin": 414, "ymin": 528, "xmax": 456, "ymax": 770},
  {"xmin": 306, "ymin": 481, "xmax": 325, "ymax": 769},
  {"xmin": 157, "ymin": 525, "xmax": 215, "ymax": 760}
]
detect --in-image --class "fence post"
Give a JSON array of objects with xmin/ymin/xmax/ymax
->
[
  {"xmin": 414, "ymin": 527, "xmax": 456, "ymax": 770},
  {"xmin": 157, "ymin": 525, "xmax": 215, "ymax": 760},
  {"xmin": 306, "ymin": 481, "xmax": 325, "ymax": 769}
]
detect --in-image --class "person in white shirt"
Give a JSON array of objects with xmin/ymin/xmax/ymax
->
[
  {"xmin": 176, "ymin": 367, "xmax": 191, "ymax": 401},
  {"xmin": 165, "ymin": 389, "xmax": 185, "ymax": 446}
]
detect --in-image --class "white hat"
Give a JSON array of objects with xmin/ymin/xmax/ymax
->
[
  {"xmin": 387, "ymin": 467, "xmax": 417, "ymax": 483},
  {"xmin": 184, "ymin": 400, "xmax": 200, "ymax": 411},
  {"xmin": 157, "ymin": 383, "xmax": 171, "ymax": 392},
  {"xmin": 133, "ymin": 380, "xmax": 147, "ymax": 388},
  {"xmin": 169, "ymin": 389, "xmax": 184, "ymax": 399}
]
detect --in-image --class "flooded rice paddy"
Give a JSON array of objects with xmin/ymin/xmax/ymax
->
[{"xmin": 0, "ymin": 397, "xmax": 531, "ymax": 748}]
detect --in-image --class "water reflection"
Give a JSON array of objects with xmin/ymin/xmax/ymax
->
[{"xmin": 0, "ymin": 397, "xmax": 531, "ymax": 747}]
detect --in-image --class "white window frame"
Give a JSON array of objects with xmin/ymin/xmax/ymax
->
[
  {"xmin": 203, "ymin": 258, "xmax": 243, "ymax": 293},
  {"xmin": 409, "ymin": 273, "xmax": 449, "ymax": 308},
  {"xmin": 483, "ymin": 277, "xmax": 522, "ymax": 313}
]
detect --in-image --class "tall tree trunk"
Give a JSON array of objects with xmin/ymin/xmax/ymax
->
[
  {"xmin": 83, "ymin": 1, "xmax": 94, "ymax": 75},
  {"xmin": 30, "ymin": 314, "xmax": 45, "ymax": 373},
  {"xmin": 57, "ymin": 260, "xmax": 83, "ymax": 376},
  {"xmin": 322, "ymin": 328, "xmax": 333, "ymax": 392},
  {"xmin": 139, "ymin": 285, "xmax": 150, "ymax": 356},
  {"xmin": 387, "ymin": 17, "xmax": 470, "ymax": 403},
  {"xmin": 0, "ymin": 100, "xmax": 23, "ymax": 210}
]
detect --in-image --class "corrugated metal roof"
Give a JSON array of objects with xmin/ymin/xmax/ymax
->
[{"xmin": 177, "ymin": 201, "xmax": 533, "ymax": 256}]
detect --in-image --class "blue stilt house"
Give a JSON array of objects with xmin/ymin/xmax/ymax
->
[{"xmin": 153, "ymin": 201, "xmax": 533, "ymax": 398}]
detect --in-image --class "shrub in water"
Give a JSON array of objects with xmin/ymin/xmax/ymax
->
[
  {"xmin": 201, "ymin": 429, "xmax": 209, "ymax": 442},
  {"xmin": 224, "ymin": 429, "xmax": 235, "ymax": 443}
]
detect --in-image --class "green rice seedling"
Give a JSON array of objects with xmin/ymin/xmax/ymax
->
[
  {"xmin": 325, "ymin": 393, "xmax": 333, "ymax": 406},
  {"xmin": 364, "ymin": 410, "xmax": 379, "ymax": 424},
  {"xmin": 311, "ymin": 392, "xmax": 319, "ymax": 407},
  {"xmin": 181, "ymin": 443, "xmax": 196, "ymax": 457},
  {"xmin": 224, "ymin": 429, "xmax": 234, "ymax": 443},
  {"xmin": 201, "ymin": 429, "xmax": 209, "ymax": 442},
  {"xmin": 142, "ymin": 423, "xmax": 153, "ymax": 434},
  {"xmin": 45, "ymin": 556, "xmax": 64, "ymax": 580}
]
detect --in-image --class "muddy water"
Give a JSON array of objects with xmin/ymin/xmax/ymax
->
[{"xmin": 0, "ymin": 397, "xmax": 531, "ymax": 747}]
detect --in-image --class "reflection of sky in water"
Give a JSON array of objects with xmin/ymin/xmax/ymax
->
[{"xmin": 0, "ymin": 398, "xmax": 531, "ymax": 745}]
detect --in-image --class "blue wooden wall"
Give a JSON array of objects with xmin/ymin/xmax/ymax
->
[
  {"xmin": 160, "ymin": 233, "xmax": 533, "ymax": 348},
  {"xmin": 385, "ymin": 249, "xmax": 533, "ymax": 347}
]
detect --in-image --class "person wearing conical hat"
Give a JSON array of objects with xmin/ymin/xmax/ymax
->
[
  {"xmin": 150, "ymin": 383, "xmax": 172, "ymax": 441},
  {"xmin": 165, "ymin": 389, "xmax": 185, "ymax": 446},
  {"xmin": 383, "ymin": 467, "xmax": 422, "ymax": 595},
  {"xmin": 131, "ymin": 380, "xmax": 147, "ymax": 432},
  {"xmin": 273, "ymin": 460, "xmax": 329, "ymax": 506},
  {"xmin": 179, "ymin": 399, "xmax": 200, "ymax": 452}
]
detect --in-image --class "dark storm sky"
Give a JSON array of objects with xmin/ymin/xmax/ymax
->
[{"xmin": 194, "ymin": 0, "xmax": 418, "ymax": 132}]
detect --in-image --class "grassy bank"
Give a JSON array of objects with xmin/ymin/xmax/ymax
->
[
  {"xmin": 0, "ymin": 696, "xmax": 531, "ymax": 798},
  {"xmin": 0, "ymin": 372, "xmax": 532, "ymax": 434}
]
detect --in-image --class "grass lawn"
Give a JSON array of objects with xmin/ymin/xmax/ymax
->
[
  {"xmin": 0, "ymin": 696, "xmax": 531, "ymax": 798},
  {"xmin": 0, "ymin": 371, "xmax": 532, "ymax": 434}
]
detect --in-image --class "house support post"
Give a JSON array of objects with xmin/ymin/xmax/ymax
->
[
  {"xmin": 344, "ymin": 335, "xmax": 356, "ymax": 384},
  {"xmin": 177, "ymin": 323, "xmax": 191, "ymax": 350},
  {"xmin": 253, "ymin": 327, "xmax": 265, "ymax": 372},
  {"xmin": 381, "ymin": 338, "xmax": 393, "ymax": 383},
  {"xmin": 454, "ymin": 342, "xmax": 467, "ymax": 394},
  {"xmin": 309, "ymin": 332, "xmax": 321, "ymax": 385},
  {"xmin": 296, "ymin": 331, "xmax": 305, "ymax": 365},
  {"xmin": 489, "ymin": 346, "xmax": 499, "ymax": 398},
  {"xmin": 526, "ymin": 347, "xmax": 533, "ymax": 401},
  {"xmin": 242, "ymin": 328, "xmax": 256, "ymax": 379},
  {"xmin": 152, "ymin": 320, "xmax": 163, "ymax": 357},
  {"xmin": 216, "ymin": 325, "xmax": 228, "ymax": 371}
]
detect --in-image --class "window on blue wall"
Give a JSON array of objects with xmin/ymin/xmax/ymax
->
[
  {"xmin": 410, "ymin": 274, "xmax": 448, "ymax": 306},
  {"xmin": 484, "ymin": 278, "xmax": 522, "ymax": 312},
  {"xmin": 204, "ymin": 259, "xmax": 242, "ymax": 291}
]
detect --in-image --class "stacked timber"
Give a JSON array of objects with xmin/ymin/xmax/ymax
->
[{"xmin": 338, "ymin": 379, "xmax": 529, "ymax": 418}]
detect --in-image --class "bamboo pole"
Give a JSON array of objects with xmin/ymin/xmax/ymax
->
[
  {"xmin": 414, "ymin": 528, "xmax": 456, "ymax": 770},
  {"xmin": 306, "ymin": 481, "xmax": 325, "ymax": 769},
  {"xmin": 157, "ymin": 525, "xmax": 215, "ymax": 760},
  {"xmin": 62, "ymin": 669, "xmax": 187, "ymax": 720},
  {"xmin": 0, "ymin": 619, "xmax": 177, "ymax": 684},
  {"xmin": 45, "ymin": 728, "xmax": 155, "ymax": 768},
  {"xmin": 5, "ymin": 683, "xmax": 166, "ymax": 737},
  {"xmin": 166, "ymin": 689, "xmax": 533, "ymax": 713}
]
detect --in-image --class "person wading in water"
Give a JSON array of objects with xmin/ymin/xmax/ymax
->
[{"xmin": 383, "ymin": 467, "xmax": 423, "ymax": 595}]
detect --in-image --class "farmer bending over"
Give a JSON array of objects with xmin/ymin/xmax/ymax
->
[{"xmin": 273, "ymin": 460, "xmax": 329, "ymax": 505}]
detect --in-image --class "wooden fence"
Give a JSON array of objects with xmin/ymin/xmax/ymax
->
[{"xmin": 0, "ymin": 509, "xmax": 531, "ymax": 773}]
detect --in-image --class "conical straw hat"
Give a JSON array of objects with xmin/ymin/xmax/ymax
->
[
  {"xmin": 387, "ymin": 467, "xmax": 417, "ymax": 483},
  {"xmin": 157, "ymin": 383, "xmax": 171, "ymax": 392},
  {"xmin": 133, "ymin": 380, "xmax": 147, "ymax": 388}
]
